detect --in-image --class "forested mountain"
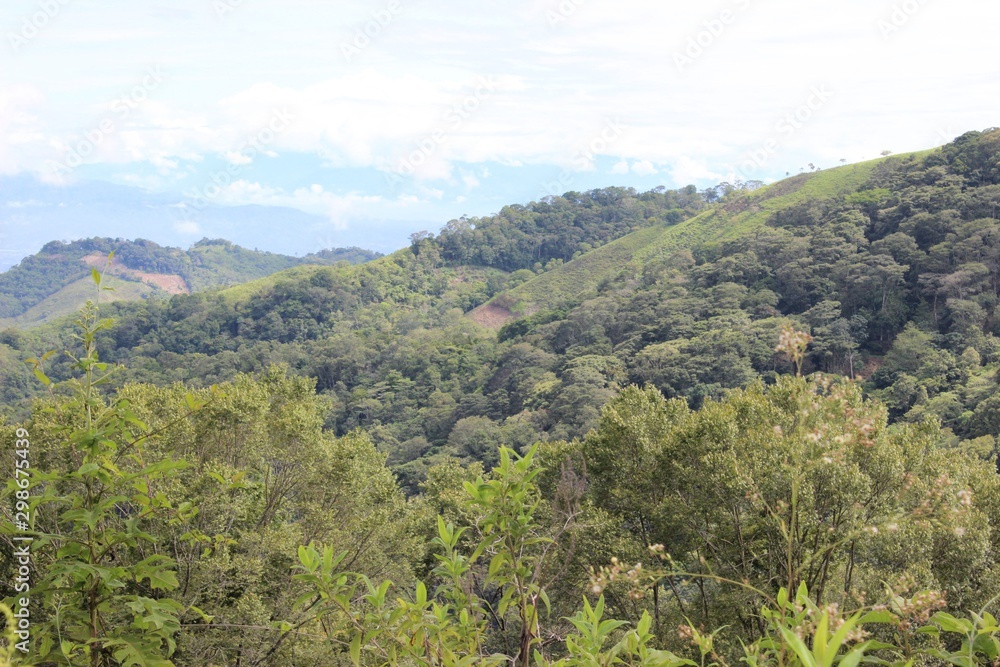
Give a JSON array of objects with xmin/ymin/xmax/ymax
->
[
  {"xmin": 2, "ymin": 320, "xmax": 997, "ymax": 665},
  {"xmin": 0, "ymin": 237, "xmax": 380, "ymax": 327},
  {"xmin": 4, "ymin": 130, "xmax": 1000, "ymax": 666},
  {"xmin": 1, "ymin": 130, "xmax": 999, "ymax": 490}
]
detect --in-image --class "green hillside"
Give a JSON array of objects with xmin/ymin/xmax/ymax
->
[
  {"xmin": 5, "ymin": 131, "xmax": 1000, "ymax": 667},
  {"xmin": 217, "ymin": 263, "xmax": 340, "ymax": 301},
  {"xmin": 0, "ymin": 274, "xmax": 155, "ymax": 329},
  {"xmin": 0, "ymin": 237, "xmax": 381, "ymax": 326},
  {"xmin": 4, "ymin": 130, "xmax": 1000, "ymax": 486},
  {"xmin": 184, "ymin": 240, "xmax": 380, "ymax": 291},
  {"xmin": 499, "ymin": 154, "xmax": 913, "ymax": 317}
]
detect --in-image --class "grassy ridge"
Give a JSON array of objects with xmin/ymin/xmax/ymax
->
[
  {"xmin": 497, "ymin": 153, "xmax": 925, "ymax": 316},
  {"xmin": 217, "ymin": 264, "xmax": 337, "ymax": 302},
  {"xmin": 0, "ymin": 275, "xmax": 155, "ymax": 328}
]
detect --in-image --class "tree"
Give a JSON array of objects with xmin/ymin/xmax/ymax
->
[
  {"xmin": 117, "ymin": 369, "xmax": 421, "ymax": 665},
  {"xmin": 969, "ymin": 393, "xmax": 1000, "ymax": 438},
  {"xmin": 586, "ymin": 374, "xmax": 1000, "ymax": 636},
  {"xmin": 883, "ymin": 323, "xmax": 946, "ymax": 377},
  {"xmin": 4, "ymin": 274, "xmax": 196, "ymax": 666},
  {"xmin": 584, "ymin": 386, "xmax": 682, "ymax": 548}
]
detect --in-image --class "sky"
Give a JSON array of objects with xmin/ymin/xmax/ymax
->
[{"xmin": 1, "ymin": 0, "xmax": 998, "ymax": 262}]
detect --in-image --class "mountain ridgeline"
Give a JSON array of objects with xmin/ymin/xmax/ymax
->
[
  {"xmin": 3, "ymin": 129, "xmax": 1000, "ymax": 488},
  {"xmin": 0, "ymin": 237, "xmax": 380, "ymax": 326},
  {"xmin": 4, "ymin": 130, "xmax": 1000, "ymax": 667}
]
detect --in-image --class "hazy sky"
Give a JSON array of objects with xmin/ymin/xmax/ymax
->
[{"xmin": 1, "ymin": 0, "xmax": 998, "ymax": 246}]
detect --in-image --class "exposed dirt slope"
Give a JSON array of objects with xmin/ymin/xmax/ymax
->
[{"xmin": 82, "ymin": 253, "xmax": 190, "ymax": 295}]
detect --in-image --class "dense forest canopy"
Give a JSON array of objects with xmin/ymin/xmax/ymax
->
[
  {"xmin": 4, "ymin": 132, "xmax": 1000, "ymax": 487},
  {"xmin": 433, "ymin": 185, "xmax": 703, "ymax": 272},
  {"xmin": 0, "ymin": 311, "xmax": 996, "ymax": 665},
  {"xmin": 2, "ymin": 130, "xmax": 1000, "ymax": 665}
]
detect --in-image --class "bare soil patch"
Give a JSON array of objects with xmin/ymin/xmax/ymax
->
[
  {"xmin": 856, "ymin": 355, "xmax": 884, "ymax": 380},
  {"xmin": 469, "ymin": 303, "xmax": 516, "ymax": 330},
  {"xmin": 81, "ymin": 253, "xmax": 190, "ymax": 295}
]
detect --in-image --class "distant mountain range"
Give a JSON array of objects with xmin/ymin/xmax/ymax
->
[
  {"xmin": 0, "ymin": 237, "xmax": 380, "ymax": 328},
  {"xmin": 0, "ymin": 175, "xmax": 431, "ymax": 272}
]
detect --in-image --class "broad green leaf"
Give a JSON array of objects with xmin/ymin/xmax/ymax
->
[
  {"xmin": 932, "ymin": 612, "xmax": 974, "ymax": 634},
  {"xmin": 778, "ymin": 625, "xmax": 818, "ymax": 667}
]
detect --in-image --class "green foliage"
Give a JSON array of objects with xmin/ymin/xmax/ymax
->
[
  {"xmin": 111, "ymin": 369, "xmax": 420, "ymax": 665},
  {"xmin": 0, "ymin": 237, "xmax": 380, "ymax": 324},
  {"xmin": 9, "ymin": 135, "xmax": 1000, "ymax": 481},
  {"xmin": 545, "ymin": 597, "xmax": 693, "ymax": 667},
  {"xmin": 1, "ymin": 275, "xmax": 156, "ymax": 330},
  {"xmin": 6, "ymin": 134, "xmax": 1000, "ymax": 492},
  {"xmin": 0, "ymin": 604, "xmax": 16, "ymax": 667},
  {"xmin": 437, "ymin": 187, "xmax": 705, "ymax": 274},
  {"xmin": 293, "ymin": 446, "xmax": 703, "ymax": 666},
  {"xmin": 294, "ymin": 446, "xmax": 551, "ymax": 665},
  {"xmin": 504, "ymin": 157, "xmax": 884, "ymax": 315},
  {"xmin": 3, "ymin": 138, "xmax": 1000, "ymax": 667},
  {"xmin": 2, "ymin": 271, "xmax": 194, "ymax": 666},
  {"xmin": 1, "ymin": 269, "xmax": 416, "ymax": 665},
  {"xmin": 587, "ymin": 374, "xmax": 1000, "ymax": 640},
  {"xmin": 287, "ymin": 399, "xmax": 1000, "ymax": 666},
  {"xmin": 185, "ymin": 240, "xmax": 379, "ymax": 292},
  {"xmin": 3, "ymin": 272, "xmax": 999, "ymax": 666}
]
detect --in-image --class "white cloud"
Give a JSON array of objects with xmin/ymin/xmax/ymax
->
[
  {"xmin": 418, "ymin": 186, "xmax": 445, "ymax": 200},
  {"xmin": 610, "ymin": 160, "xmax": 630, "ymax": 175},
  {"xmin": 201, "ymin": 179, "xmax": 384, "ymax": 230},
  {"xmin": 0, "ymin": 84, "xmax": 47, "ymax": 175},
  {"xmin": 214, "ymin": 180, "xmax": 280, "ymax": 202},
  {"xmin": 669, "ymin": 156, "xmax": 725, "ymax": 186},
  {"xmin": 151, "ymin": 155, "xmax": 179, "ymax": 172},
  {"xmin": 2, "ymin": 0, "xmax": 1000, "ymax": 195},
  {"xmin": 631, "ymin": 160, "xmax": 658, "ymax": 177},
  {"xmin": 173, "ymin": 219, "xmax": 201, "ymax": 235},
  {"xmin": 223, "ymin": 151, "xmax": 253, "ymax": 166}
]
